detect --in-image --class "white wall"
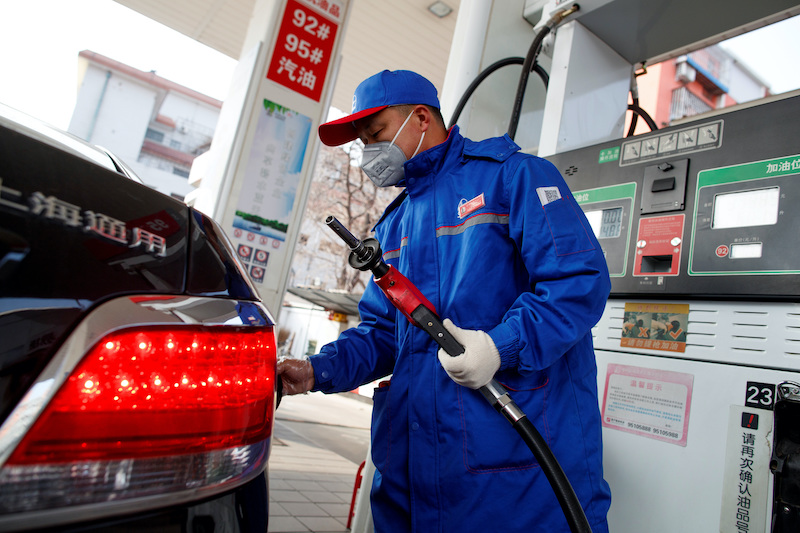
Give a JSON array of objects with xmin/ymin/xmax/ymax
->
[
  {"xmin": 160, "ymin": 92, "xmax": 219, "ymax": 136},
  {"xmin": 70, "ymin": 64, "xmax": 156, "ymax": 164},
  {"xmin": 726, "ymin": 62, "xmax": 768, "ymax": 103},
  {"xmin": 69, "ymin": 67, "xmax": 110, "ymax": 139}
]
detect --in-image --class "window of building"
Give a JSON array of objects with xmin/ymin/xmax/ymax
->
[
  {"xmin": 173, "ymin": 167, "xmax": 190, "ymax": 178},
  {"xmin": 170, "ymin": 140, "xmax": 181, "ymax": 150},
  {"xmin": 669, "ymin": 86, "xmax": 712, "ymax": 121},
  {"xmin": 145, "ymin": 128, "xmax": 164, "ymax": 143}
]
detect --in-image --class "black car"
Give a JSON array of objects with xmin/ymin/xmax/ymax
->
[{"xmin": 0, "ymin": 103, "xmax": 278, "ymax": 532}]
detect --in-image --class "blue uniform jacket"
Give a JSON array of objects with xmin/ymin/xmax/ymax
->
[{"xmin": 311, "ymin": 126, "xmax": 612, "ymax": 532}]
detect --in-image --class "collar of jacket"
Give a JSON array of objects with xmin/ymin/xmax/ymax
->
[
  {"xmin": 372, "ymin": 127, "xmax": 521, "ymax": 229},
  {"xmin": 404, "ymin": 125, "xmax": 521, "ymax": 181},
  {"xmin": 403, "ymin": 125, "xmax": 461, "ymax": 181}
]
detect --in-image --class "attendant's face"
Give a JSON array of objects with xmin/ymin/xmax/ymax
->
[{"xmin": 354, "ymin": 106, "xmax": 421, "ymax": 160}]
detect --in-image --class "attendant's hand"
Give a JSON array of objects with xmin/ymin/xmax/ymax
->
[
  {"xmin": 277, "ymin": 357, "xmax": 315, "ymax": 396},
  {"xmin": 437, "ymin": 319, "xmax": 500, "ymax": 389}
]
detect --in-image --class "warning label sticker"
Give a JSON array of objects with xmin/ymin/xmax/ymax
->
[
  {"xmin": 621, "ymin": 302, "xmax": 689, "ymax": 353},
  {"xmin": 601, "ymin": 364, "xmax": 694, "ymax": 446},
  {"xmin": 719, "ymin": 405, "xmax": 772, "ymax": 533}
]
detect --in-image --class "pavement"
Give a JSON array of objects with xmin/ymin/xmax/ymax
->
[{"xmin": 268, "ymin": 391, "xmax": 373, "ymax": 533}]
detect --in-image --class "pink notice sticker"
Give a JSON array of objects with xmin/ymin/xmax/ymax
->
[
  {"xmin": 601, "ymin": 364, "xmax": 694, "ymax": 446},
  {"xmin": 458, "ymin": 193, "xmax": 485, "ymax": 219}
]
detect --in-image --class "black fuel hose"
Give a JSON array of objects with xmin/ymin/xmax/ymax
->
[
  {"xmin": 508, "ymin": 5, "xmax": 580, "ymax": 140},
  {"xmin": 479, "ymin": 380, "xmax": 592, "ymax": 533},
  {"xmin": 626, "ymin": 97, "xmax": 640, "ymax": 137},
  {"xmin": 627, "ymin": 69, "xmax": 641, "ymax": 137},
  {"xmin": 533, "ymin": 62, "xmax": 550, "ymax": 91},
  {"xmin": 447, "ymin": 57, "xmax": 549, "ymax": 130},
  {"xmin": 628, "ymin": 102, "xmax": 658, "ymax": 132},
  {"xmin": 627, "ymin": 66, "xmax": 658, "ymax": 136},
  {"xmin": 508, "ymin": 31, "xmax": 552, "ymax": 140},
  {"xmin": 514, "ymin": 416, "xmax": 592, "ymax": 532}
]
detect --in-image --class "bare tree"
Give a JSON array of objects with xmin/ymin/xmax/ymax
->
[{"xmin": 291, "ymin": 141, "xmax": 398, "ymax": 292}]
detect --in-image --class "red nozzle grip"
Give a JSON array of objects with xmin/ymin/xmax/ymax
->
[{"xmin": 375, "ymin": 265, "xmax": 437, "ymax": 326}]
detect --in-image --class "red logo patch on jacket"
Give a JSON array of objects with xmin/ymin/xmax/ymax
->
[{"xmin": 458, "ymin": 193, "xmax": 485, "ymax": 219}]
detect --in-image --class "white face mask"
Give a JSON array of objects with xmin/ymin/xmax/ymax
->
[{"xmin": 360, "ymin": 111, "xmax": 426, "ymax": 187}]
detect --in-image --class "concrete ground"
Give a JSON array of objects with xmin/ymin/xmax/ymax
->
[{"xmin": 268, "ymin": 392, "xmax": 372, "ymax": 533}]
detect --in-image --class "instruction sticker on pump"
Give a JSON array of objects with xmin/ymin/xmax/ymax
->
[
  {"xmin": 719, "ymin": 405, "xmax": 773, "ymax": 533},
  {"xmin": 601, "ymin": 364, "xmax": 693, "ymax": 446},
  {"xmin": 621, "ymin": 302, "xmax": 689, "ymax": 352}
]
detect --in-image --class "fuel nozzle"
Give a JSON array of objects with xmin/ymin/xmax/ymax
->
[{"xmin": 326, "ymin": 216, "xmax": 389, "ymax": 277}]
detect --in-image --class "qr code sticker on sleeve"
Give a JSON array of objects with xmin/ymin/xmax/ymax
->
[{"xmin": 536, "ymin": 186, "xmax": 562, "ymax": 206}]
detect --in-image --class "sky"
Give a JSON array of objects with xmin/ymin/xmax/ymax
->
[
  {"xmin": 0, "ymin": 0, "xmax": 238, "ymax": 129},
  {"xmin": 1, "ymin": 0, "xmax": 799, "ymax": 131},
  {"xmin": 717, "ymin": 14, "xmax": 800, "ymax": 93}
]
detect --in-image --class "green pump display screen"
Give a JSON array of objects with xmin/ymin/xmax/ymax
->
[
  {"xmin": 586, "ymin": 207, "xmax": 624, "ymax": 239},
  {"xmin": 712, "ymin": 187, "xmax": 780, "ymax": 229}
]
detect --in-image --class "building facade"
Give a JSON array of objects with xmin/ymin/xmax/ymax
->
[
  {"xmin": 69, "ymin": 50, "xmax": 222, "ymax": 200},
  {"xmin": 629, "ymin": 44, "xmax": 770, "ymax": 134}
]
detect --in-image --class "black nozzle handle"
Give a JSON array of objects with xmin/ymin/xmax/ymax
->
[
  {"xmin": 326, "ymin": 215, "xmax": 371, "ymax": 263},
  {"xmin": 410, "ymin": 306, "xmax": 465, "ymax": 357},
  {"xmin": 326, "ymin": 215, "xmax": 361, "ymax": 250},
  {"xmin": 326, "ymin": 215, "xmax": 386, "ymax": 273}
]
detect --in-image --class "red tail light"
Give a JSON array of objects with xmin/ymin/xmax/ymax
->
[{"xmin": 8, "ymin": 326, "xmax": 276, "ymax": 465}]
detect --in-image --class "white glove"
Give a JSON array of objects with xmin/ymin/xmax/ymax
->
[{"xmin": 437, "ymin": 319, "xmax": 501, "ymax": 389}]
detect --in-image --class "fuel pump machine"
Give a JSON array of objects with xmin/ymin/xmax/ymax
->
[
  {"xmin": 545, "ymin": 92, "xmax": 800, "ymax": 532},
  {"xmin": 438, "ymin": 0, "xmax": 800, "ymax": 527}
]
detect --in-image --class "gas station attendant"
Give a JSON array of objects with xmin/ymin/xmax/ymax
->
[{"xmin": 279, "ymin": 70, "xmax": 612, "ymax": 532}]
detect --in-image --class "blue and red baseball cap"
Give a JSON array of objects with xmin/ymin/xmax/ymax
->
[{"xmin": 318, "ymin": 70, "xmax": 440, "ymax": 146}]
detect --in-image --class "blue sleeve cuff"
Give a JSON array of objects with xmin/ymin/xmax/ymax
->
[
  {"xmin": 309, "ymin": 352, "xmax": 334, "ymax": 392},
  {"xmin": 487, "ymin": 321, "xmax": 520, "ymax": 371}
]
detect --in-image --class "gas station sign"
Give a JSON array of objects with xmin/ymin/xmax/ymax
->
[
  {"xmin": 266, "ymin": 0, "xmax": 340, "ymax": 102},
  {"xmin": 201, "ymin": 0, "xmax": 350, "ymax": 316},
  {"xmin": 230, "ymin": 99, "xmax": 312, "ymax": 292},
  {"xmin": 719, "ymin": 405, "xmax": 773, "ymax": 533}
]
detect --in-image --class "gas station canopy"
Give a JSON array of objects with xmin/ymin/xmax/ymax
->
[
  {"xmin": 111, "ymin": 0, "xmax": 461, "ymax": 116},
  {"xmin": 573, "ymin": 0, "xmax": 800, "ymax": 64},
  {"xmin": 112, "ymin": 0, "xmax": 799, "ymax": 119}
]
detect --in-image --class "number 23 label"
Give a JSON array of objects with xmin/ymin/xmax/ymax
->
[{"xmin": 745, "ymin": 381, "xmax": 776, "ymax": 410}]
